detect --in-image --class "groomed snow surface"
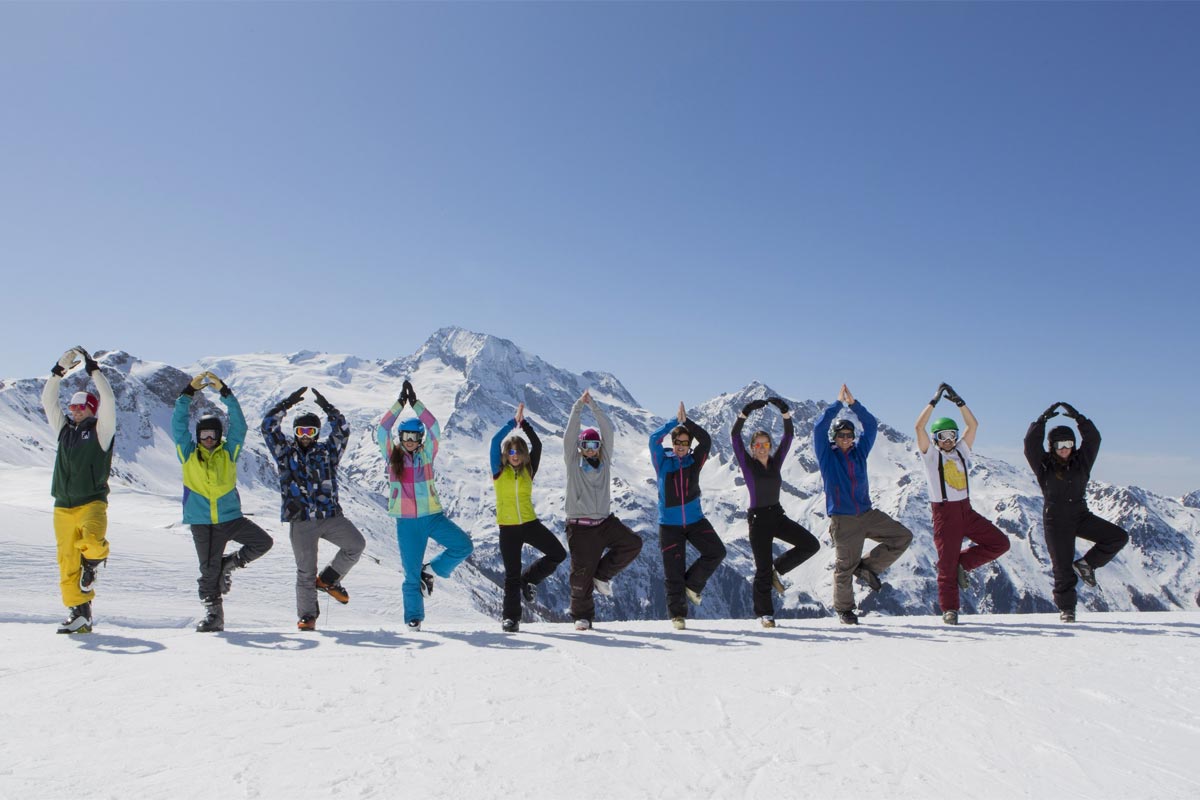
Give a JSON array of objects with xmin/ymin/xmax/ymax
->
[{"xmin": 3, "ymin": 469, "xmax": 1199, "ymax": 800}]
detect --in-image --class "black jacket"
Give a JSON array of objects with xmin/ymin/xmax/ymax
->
[{"xmin": 1024, "ymin": 414, "xmax": 1101, "ymax": 513}]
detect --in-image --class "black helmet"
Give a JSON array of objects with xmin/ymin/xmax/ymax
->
[
  {"xmin": 294, "ymin": 412, "xmax": 320, "ymax": 431},
  {"xmin": 829, "ymin": 419, "xmax": 856, "ymax": 442},
  {"xmin": 196, "ymin": 415, "xmax": 223, "ymax": 442},
  {"xmin": 1048, "ymin": 425, "xmax": 1076, "ymax": 448}
]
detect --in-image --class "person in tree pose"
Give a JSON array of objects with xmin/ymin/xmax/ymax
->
[
  {"xmin": 563, "ymin": 389, "xmax": 643, "ymax": 631},
  {"xmin": 915, "ymin": 383, "xmax": 1010, "ymax": 625},
  {"xmin": 650, "ymin": 402, "xmax": 726, "ymax": 630},
  {"xmin": 813, "ymin": 384, "xmax": 913, "ymax": 625},
  {"xmin": 732, "ymin": 397, "xmax": 820, "ymax": 628},
  {"xmin": 173, "ymin": 371, "xmax": 273, "ymax": 633},
  {"xmin": 1024, "ymin": 401, "xmax": 1128, "ymax": 623},
  {"xmin": 42, "ymin": 346, "xmax": 115, "ymax": 634},
  {"xmin": 377, "ymin": 379, "xmax": 473, "ymax": 631},
  {"xmin": 489, "ymin": 402, "xmax": 566, "ymax": 633},
  {"xmin": 262, "ymin": 386, "xmax": 366, "ymax": 631}
]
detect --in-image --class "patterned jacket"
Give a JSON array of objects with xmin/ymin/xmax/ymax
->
[
  {"xmin": 377, "ymin": 399, "xmax": 442, "ymax": 518},
  {"xmin": 261, "ymin": 405, "xmax": 350, "ymax": 522}
]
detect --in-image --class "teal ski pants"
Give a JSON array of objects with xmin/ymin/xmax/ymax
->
[{"xmin": 396, "ymin": 513, "xmax": 474, "ymax": 623}]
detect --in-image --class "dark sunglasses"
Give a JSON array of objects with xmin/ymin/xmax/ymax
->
[
  {"xmin": 672, "ymin": 439, "xmax": 691, "ymax": 447},
  {"xmin": 834, "ymin": 431, "xmax": 855, "ymax": 439}
]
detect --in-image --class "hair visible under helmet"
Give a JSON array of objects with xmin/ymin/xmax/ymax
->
[{"xmin": 389, "ymin": 417, "xmax": 427, "ymax": 478}]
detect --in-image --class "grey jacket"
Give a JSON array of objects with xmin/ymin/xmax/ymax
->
[{"xmin": 563, "ymin": 396, "xmax": 614, "ymax": 520}]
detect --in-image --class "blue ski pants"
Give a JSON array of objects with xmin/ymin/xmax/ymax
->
[{"xmin": 396, "ymin": 513, "xmax": 474, "ymax": 623}]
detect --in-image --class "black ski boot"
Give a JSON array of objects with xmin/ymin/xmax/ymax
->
[
  {"xmin": 80, "ymin": 557, "xmax": 105, "ymax": 594},
  {"xmin": 501, "ymin": 618, "xmax": 519, "ymax": 633},
  {"xmin": 854, "ymin": 563, "xmax": 882, "ymax": 593},
  {"xmin": 837, "ymin": 609, "xmax": 859, "ymax": 626},
  {"xmin": 521, "ymin": 582, "xmax": 537, "ymax": 603},
  {"xmin": 57, "ymin": 602, "xmax": 93, "ymax": 634},
  {"xmin": 219, "ymin": 552, "xmax": 244, "ymax": 595},
  {"xmin": 1072, "ymin": 558, "xmax": 1097, "ymax": 588},
  {"xmin": 419, "ymin": 564, "xmax": 435, "ymax": 597},
  {"xmin": 196, "ymin": 597, "xmax": 224, "ymax": 632}
]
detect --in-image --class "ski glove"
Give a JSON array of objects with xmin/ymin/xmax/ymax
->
[
  {"xmin": 311, "ymin": 388, "xmax": 335, "ymax": 413},
  {"xmin": 768, "ymin": 397, "xmax": 790, "ymax": 413},
  {"xmin": 402, "ymin": 380, "xmax": 417, "ymax": 405},
  {"xmin": 189, "ymin": 373, "xmax": 209, "ymax": 391},
  {"xmin": 206, "ymin": 372, "xmax": 228, "ymax": 395},
  {"xmin": 741, "ymin": 399, "xmax": 769, "ymax": 416},
  {"xmin": 83, "ymin": 352, "xmax": 100, "ymax": 375},
  {"xmin": 928, "ymin": 383, "xmax": 946, "ymax": 407},
  {"xmin": 1058, "ymin": 402, "xmax": 1080, "ymax": 419},
  {"xmin": 1038, "ymin": 404, "xmax": 1060, "ymax": 423},
  {"xmin": 942, "ymin": 383, "xmax": 965, "ymax": 407},
  {"xmin": 53, "ymin": 348, "xmax": 81, "ymax": 377}
]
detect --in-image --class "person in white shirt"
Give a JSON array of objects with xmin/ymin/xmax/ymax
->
[{"xmin": 915, "ymin": 383, "xmax": 1010, "ymax": 625}]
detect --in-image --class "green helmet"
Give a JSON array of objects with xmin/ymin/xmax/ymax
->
[{"xmin": 930, "ymin": 417, "xmax": 959, "ymax": 434}]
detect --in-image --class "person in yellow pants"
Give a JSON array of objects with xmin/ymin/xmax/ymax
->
[{"xmin": 41, "ymin": 346, "xmax": 116, "ymax": 634}]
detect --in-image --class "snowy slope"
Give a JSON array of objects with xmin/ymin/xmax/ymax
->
[
  {"xmin": 1, "ymin": 464, "xmax": 1198, "ymax": 800},
  {"xmin": 2, "ymin": 327, "xmax": 1198, "ymax": 625}
]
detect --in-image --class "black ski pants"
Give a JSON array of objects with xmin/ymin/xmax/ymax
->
[
  {"xmin": 190, "ymin": 516, "xmax": 273, "ymax": 601},
  {"xmin": 1043, "ymin": 507, "xmax": 1129, "ymax": 611},
  {"xmin": 748, "ymin": 504, "xmax": 820, "ymax": 618},
  {"xmin": 660, "ymin": 519, "xmax": 726, "ymax": 619},
  {"xmin": 566, "ymin": 515, "xmax": 642, "ymax": 621},
  {"xmin": 499, "ymin": 519, "xmax": 566, "ymax": 621}
]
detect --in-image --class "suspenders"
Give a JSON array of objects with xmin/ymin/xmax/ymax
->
[{"xmin": 936, "ymin": 447, "xmax": 969, "ymax": 503}]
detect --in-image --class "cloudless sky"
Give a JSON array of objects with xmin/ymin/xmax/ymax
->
[{"xmin": 2, "ymin": 2, "xmax": 1197, "ymax": 495}]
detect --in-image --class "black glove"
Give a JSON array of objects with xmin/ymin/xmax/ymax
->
[
  {"xmin": 767, "ymin": 397, "xmax": 790, "ymax": 413},
  {"xmin": 942, "ymin": 383, "xmax": 965, "ymax": 407},
  {"xmin": 311, "ymin": 388, "xmax": 335, "ymax": 413},
  {"xmin": 1058, "ymin": 402, "xmax": 1080, "ymax": 419},
  {"xmin": 741, "ymin": 399, "xmax": 769, "ymax": 416},
  {"xmin": 1038, "ymin": 403, "xmax": 1060, "ymax": 423},
  {"xmin": 928, "ymin": 383, "xmax": 946, "ymax": 407},
  {"xmin": 283, "ymin": 387, "xmax": 307, "ymax": 408},
  {"xmin": 402, "ymin": 380, "xmax": 417, "ymax": 405},
  {"xmin": 74, "ymin": 346, "xmax": 100, "ymax": 375}
]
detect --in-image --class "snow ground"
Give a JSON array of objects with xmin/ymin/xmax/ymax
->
[{"xmin": 2, "ymin": 468, "xmax": 1199, "ymax": 800}]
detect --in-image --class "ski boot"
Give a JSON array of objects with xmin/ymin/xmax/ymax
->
[
  {"xmin": 759, "ymin": 616, "xmax": 776, "ymax": 629},
  {"xmin": 521, "ymin": 582, "xmax": 537, "ymax": 603},
  {"xmin": 316, "ymin": 566, "xmax": 350, "ymax": 604},
  {"xmin": 671, "ymin": 617, "xmax": 686, "ymax": 630},
  {"xmin": 957, "ymin": 565, "xmax": 970, "ymax": 591},
  {"xmin": 297, "ymin": 615, "xmax": 317, "ymax": 631},
  {"xmin": 854, "ymin": 562, "xmax": 882, "ymax": 593},
  {"xmin": 770, "ymin": 570, "xmax": 788, "ymax": 595},
  {"xmin": 57, "ymin": 602, "xmax": 93, "ymax": 634},
  {"xmin": 219, "ymin": 552, "xmax": 243, "ymax": 595},
  {"xmin": 419, "ymin": 564, "xmax": 435, "ymax": 597},
  {"xmin": 685, "ymin": 587, "xmax": 702, "ymax": 606},
  {"xmin": 837, "ymin": 609, "xmax": 859, "ymax": 626},
  {"xmin": 79, "ymin": 557, "xmax": 104, "ymax": 594},
  {"xmin": 942, "ymin": 610, "xmax": 959, "ymax": 626},
  {"xmin": 1072, "ymin": 558, "xmax": 1097, "ymax": 588},
  {"xmin": 196, "ymin": 597, "xmax": 224, "ymax": 632},
  {"xmin": 501, "ymin": 618, "xmax": 519, "ymax": 633}
]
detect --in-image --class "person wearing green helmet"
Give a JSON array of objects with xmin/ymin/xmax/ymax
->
[{"xmin": 915, "ymin": 383, "xmax": 1010, "ymax": 625}]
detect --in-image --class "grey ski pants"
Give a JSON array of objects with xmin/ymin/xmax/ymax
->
[
  {"xmin": 290, "ymin": 516, "xmax": 366, "ymax": 618},
  {"xmin": 830, "ymin": 509, "xmax": 912, "ymax": 612}
]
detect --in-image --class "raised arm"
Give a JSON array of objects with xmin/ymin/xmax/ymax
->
[
  {"xmin": 376, "ymin": 398, "xmax": 404, "ymax": 462},
  {"xmin": 41, "ymin": 374, "xmax": 66, "ymax": 435},
  {"xmin": 172, "ymin": 391, "xmax": 196, "ymax": 462},
  {"xmin": 685, "ymin": 418, "xmax": 711, "ymax": 467},
  {"xmin": 591, "ymin": 397, "xmax": 614, "ymax": 459},
  {"xmin": 1024, "ymin": 404, "xmax": 1057, "ymax": 476},
  {"xmin": 730, "ymin": 413, "xmax": 750, "ymax": 471},
  {"xmin": 915, "ymin": 403, "xmax": 934, "ymax": 454},
  {"xmin": 649, "ymin": 418, "xmax": 676, "ymax": 472},
  {"xmin": 960, "ymin": 404, "xmax": 979, "ymax": 450},
  {"xmin": 222, "ymin": 392, "xmax": 247, "ymax": 462},
  {"xmin": 563, "ymin": 395, "xmax": 584, "ymax": 466},
  {"xmin": 1065, "ymin": 404, "xmax": 1101, "ymax": 474},
  {"xmin": 852, "ymin": 399, "xmax": 878, "ymax": 454},
  {"xmin": 411, "ymin": 399, "xmax": 440, "ymax": 462},
  {"xmin": 812, "ymin": 402, "xmax": 840, "ymax": 467},
  {"xmin": 522, "ymin": 419, "xmax": 542, "ymax": 477},
  {"xmin": 491, "ymin": 418, "xmax": 517, "ymax": 479}
]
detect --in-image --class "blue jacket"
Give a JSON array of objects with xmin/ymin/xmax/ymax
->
[
  {"xmin": 261, "ymin": 405, "xmax": 351, "ymax": 522},
  {"xmin": 650, "ymin": 418, "xmax": 710, "ymax": 526},
  {"xmin": 813, "ymin": 401, "xmax": 877, "ymax": 517}
]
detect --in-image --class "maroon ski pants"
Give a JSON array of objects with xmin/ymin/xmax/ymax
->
[{"xmin": 931, "ymin": 499, "xmax": 1010, "ymax": 611}]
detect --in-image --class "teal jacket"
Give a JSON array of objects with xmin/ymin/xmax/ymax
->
[{"xmin": 173, "ymin": 392, "xmax": 247, "ymax": 525}]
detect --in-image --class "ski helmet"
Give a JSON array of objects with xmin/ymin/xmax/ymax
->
[
  {"xmin": 931, "ymin": 417, "xmax": 959, "ymax": 434},
  {"xmin": 196, "ymin": 415, "xmax": 223, "ymax": 442},
  {"xmin": 578, "ymin": 427, "xmax": 601, "ymax": 444},
  {"xmin": 1048, "ymin": 425, "xmax": 1076, "ymax": 447},
  {"xmin": 829, "ymin": 419, "xmax": 856, "ymax": 442},
  {"xmin": 398, "ymin": 418, "xmax": 425, "ymax": 434},
  {"xmin": 293, "ymin": 412, "xmax": 320, "ymax": 434},
  {"xmin": 69, "ymin": 391, "xmax": 99, "ymax": 414}
]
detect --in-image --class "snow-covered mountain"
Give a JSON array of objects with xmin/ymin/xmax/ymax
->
[{"xmin": 4, "ymin": 326, "xmax": 1198, "ymax": 620}]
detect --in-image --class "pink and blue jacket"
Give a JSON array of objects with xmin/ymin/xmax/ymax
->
[{"xmin": 377, "ymin": 399, "xmax": 442, "ymax": 519}]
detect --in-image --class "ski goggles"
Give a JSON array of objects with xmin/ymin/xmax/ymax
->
[
  {"xmin": 834, "ymin": 431, "xmax": 855, "ymax": 439},
  {"xmin": 198, "ymin": 432, "xmax": 220, "ymax": 442},
  {"xmin": 1054, "ymin": 441, "xmax": 1075, "ymax": 450},
  {"xmin": 68, "ymin": 403, "xmax": 89, "ymax": 412},
  {"xmin": 672, "ymin": 439, "xmax": 692, "ymax": 447},
  {"xmin": 507, "ymin": 449, "xmax": 522, "ymax": 456},
  {"xmin": 935, "ymin": 430, "xmax": 958, "ymax": 442},
  {"xmin": 294, "ymin": 426, "xmax": 319, "ymax": 438},
  {"xmin": 400, "ymin": 431, "xmax": 424, "ymax": 443},
  {"xmin": 579, "ymin": 440, "xmax": 601, "ymax": 452}
]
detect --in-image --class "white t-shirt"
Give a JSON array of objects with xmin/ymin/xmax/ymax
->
[{"xmin": 920, "ymin": 440, "xmax": 972, "ymax": 503}]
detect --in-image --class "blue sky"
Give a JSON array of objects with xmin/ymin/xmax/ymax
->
[{"xmin": 2, "ymin": 2, "xmax": 1197, "ymax": 496}]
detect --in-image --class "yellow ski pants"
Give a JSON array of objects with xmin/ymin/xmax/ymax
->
[{"xmin": 54, "ymin": 501, "xmax": 109, "ymax": 606}]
